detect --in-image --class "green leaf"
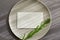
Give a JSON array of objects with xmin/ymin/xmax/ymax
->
[{"xmin": 22, "ymin": 18, "xmax": 50, "ymax": 40}]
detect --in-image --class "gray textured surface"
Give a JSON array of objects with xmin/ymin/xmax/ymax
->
[{"xmin": 0, "ymin": 0, "xmax": 60, "ymax": 40}]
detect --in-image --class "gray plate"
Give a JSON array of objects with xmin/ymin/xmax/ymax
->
[{"xmin": 9, "ymin": 0, "xmax": 51, "ymax": 40}]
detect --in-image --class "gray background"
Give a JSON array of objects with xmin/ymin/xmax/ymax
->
[{"xmin": 0, "ymin": 0, "xmax": 60, "ymax": 40}]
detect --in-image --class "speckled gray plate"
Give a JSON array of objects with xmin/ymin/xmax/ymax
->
[{"xmin": 9, "ymin": 0, "xmax": 51, "ymax": 40}]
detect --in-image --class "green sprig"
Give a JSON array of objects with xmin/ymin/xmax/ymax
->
[{"xmin": 22, "ymin": 18, "xmax": 50, "ymax": 40}]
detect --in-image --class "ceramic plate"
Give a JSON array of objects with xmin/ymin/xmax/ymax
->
[{"xmin": 9, "ymin": 0, "xmax": 51, "ymax": 40}]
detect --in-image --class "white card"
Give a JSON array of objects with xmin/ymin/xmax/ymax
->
[{"xmin": 17, "ymin": 12, "xmax": 43, "ymax": 28}]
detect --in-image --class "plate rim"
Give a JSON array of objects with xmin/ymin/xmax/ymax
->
[{"xmin": 8, "ymin": 0, "xmax": 52, "ymax": 40}]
